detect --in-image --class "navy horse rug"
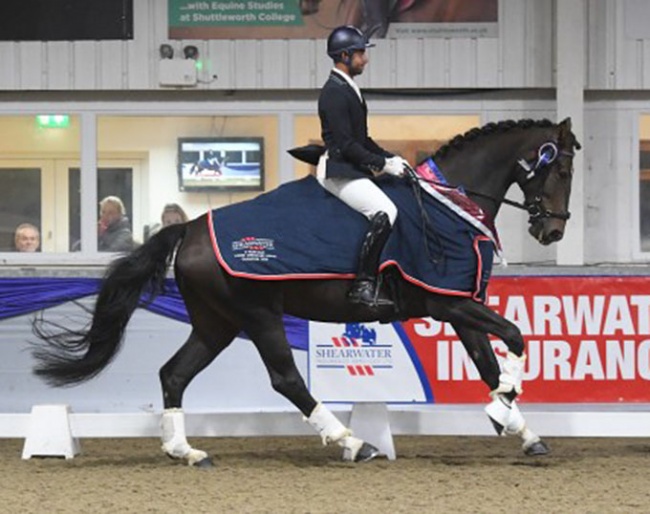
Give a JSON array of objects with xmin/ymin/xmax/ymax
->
[{"xmin": 208, "ymin": 168, "xmax": 500, "ymax": 301}]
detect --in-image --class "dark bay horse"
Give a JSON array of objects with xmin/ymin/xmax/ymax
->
[{"xmin": 33, "ymin": 118, "xmax": 580, "ymax": 466}]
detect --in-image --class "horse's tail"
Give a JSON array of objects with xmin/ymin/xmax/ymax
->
[{"xmin": 32, "ymin": 223, "xmax": 187, "ymax": 387}]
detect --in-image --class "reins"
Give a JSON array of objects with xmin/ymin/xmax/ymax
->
[{"xmin": 404, "ymin": 140, "xmax": 575, "ymax": 224}]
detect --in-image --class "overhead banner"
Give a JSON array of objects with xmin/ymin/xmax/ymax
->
[
  {"xmin": 168, "ymin": 0, "xmax": 498, "ymax": 40},
  {"xmin": 308, "ymin": 276, "xmax": 650, "ymax": 404}
]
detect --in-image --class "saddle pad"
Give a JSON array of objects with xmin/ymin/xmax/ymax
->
[{"xmin": 209, "ymin": 175, "xmax": 495, "ymax": 301}]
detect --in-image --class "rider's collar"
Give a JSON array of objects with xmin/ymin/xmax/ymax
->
[{"xmin": 331, "ymin": 68, "xmax": 362, "ymax": 102}]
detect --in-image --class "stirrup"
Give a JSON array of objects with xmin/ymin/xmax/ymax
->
[{"xmin": 348, "ymin": 279, "xmax": 393, "ymax": 307}]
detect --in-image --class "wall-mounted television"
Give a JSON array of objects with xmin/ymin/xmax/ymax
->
[{"xmin": 177, "ymin": 137, "xmax": 264, "ymax": 193}]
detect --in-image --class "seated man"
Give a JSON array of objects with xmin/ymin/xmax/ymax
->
[
  {"xmin": 98, "ymin": 196, "xmax": 135, "ymax": 252},
  {"xmin": 14, "ymin": 223, "xmax": 40, "ymax": 252}
]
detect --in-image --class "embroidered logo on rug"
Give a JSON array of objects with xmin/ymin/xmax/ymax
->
[{"xmin": 231, "ymin": 236, "xmax": 277, "ymax": 262}]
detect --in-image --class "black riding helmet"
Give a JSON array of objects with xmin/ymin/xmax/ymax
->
[{"xmin": 327, "ymin": 25, "xmax": 375, "ymax": 62}]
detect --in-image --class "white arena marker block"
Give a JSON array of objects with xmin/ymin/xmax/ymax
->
[
  {"xmin": 349, "ymin": 402, "xmax": 396, "ymax": 460},
  {"xmin": 22, "ymin": 404, "xmax": 81, "ymax": 460}
]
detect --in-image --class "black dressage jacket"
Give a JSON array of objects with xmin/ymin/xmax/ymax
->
[{"xmin": 317, "ymin": 71, "xmax": 392, "ymax": 179}]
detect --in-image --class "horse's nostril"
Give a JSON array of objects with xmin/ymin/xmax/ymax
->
[{"xmin": 547, "ymin": 230, "xmax": 563, "ymax": 243}]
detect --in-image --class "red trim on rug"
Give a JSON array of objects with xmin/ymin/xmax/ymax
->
[{"xmin": 207, "ymin": 210, "xmax": 483, "ymax": 301}]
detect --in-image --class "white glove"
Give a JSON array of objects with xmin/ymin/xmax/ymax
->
[{"xmin": 382, "ymin": 156, "xmax": 407, "ymax": 177}]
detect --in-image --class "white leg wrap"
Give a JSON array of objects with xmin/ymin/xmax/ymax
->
[
  {"xmin": 305, "ymin": 403, "xmax": 352, "ymax": 445},
  {"xmin": 502, "ymin": 352, "xmax": 526, "ymax": 394},
  {"xmin": 160, "ymin": 408, "xmax": 208, "ymax": 465},
  {"xmin": 503, "ymin": 399, "xmax": 525, "ymax": 435},
  {"xmin": 485, "ymin": 394, "xmax": 526, "ymax": 434}
]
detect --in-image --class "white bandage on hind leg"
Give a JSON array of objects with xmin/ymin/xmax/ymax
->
[
  {"xmin": 491, "ymin": 352, "xmax": 526, "ymax": 397},
  {"xmin": 305, "ymin": 403, "xmax": 352, "ymax": 445},
  {"xmin": 161, "ymin": 408, "xmax": 208, "ymax": 466},
  {"xmin": 161, "ymin": 408, "xmax": 192, "ymax": 457}
]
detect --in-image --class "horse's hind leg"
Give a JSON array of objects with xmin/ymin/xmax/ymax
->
[
  {"xmin": 242, "ymin": 310, "xmax": 380, "ymax": 462},
  {"xmin": 451, "ymin": 322, "xmax": 549, "ymax": 456},
  {"xmin": 159, "ymin": 315, "xmax": 239, "ymax": 467}
]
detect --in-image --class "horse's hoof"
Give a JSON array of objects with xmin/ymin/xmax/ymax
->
[
  {"xmin": 192, "ymin": 456, "xmax": 214, "ymax": 468},
  {"xmin": 524, "ymin": 440, "xmax": 550, "ymax": 456},
  {"xmin": 354, "ymin": 442, "xmax": 381, "ymax": 462}
]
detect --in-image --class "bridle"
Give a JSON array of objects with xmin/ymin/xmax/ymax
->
[
  {"xmin": 514, "ymin": 141, "xmax": 574, "ymax": 223},
  {"xmin": 408, "ymin": 139, "xmax": 575, "ymax": 225}
]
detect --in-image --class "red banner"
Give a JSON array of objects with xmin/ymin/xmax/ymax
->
[{"xmin": 401, "ymin": 276, "xmax": 650, "ymax": 403}]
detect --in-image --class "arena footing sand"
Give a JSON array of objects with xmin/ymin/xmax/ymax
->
[{"xmin": 1, "ymin": 436, "xmax": 649, "ymax": 513}]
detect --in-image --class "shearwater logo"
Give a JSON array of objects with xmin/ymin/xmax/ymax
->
[
  {"xmin": 314, "ymin": 322, "xmax": 393, "ymax": 376},
  {"xmin": 232, "ymin": 236, "xmax": 276, "ymax": 262}
]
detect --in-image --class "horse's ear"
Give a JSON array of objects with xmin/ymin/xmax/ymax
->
[{"xmin": 558, "ymin": 117, "xmax": 582, "ymax": 150}]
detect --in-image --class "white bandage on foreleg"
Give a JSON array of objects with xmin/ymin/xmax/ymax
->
[
  {"xmin": 490, "ymin": 372, "xmax": 518, "ymax": 398},
  {"xmin": 305, "ymin": 403, "xmax": 352, "ymax": 445},
  {"xmin": 502, "ymin": 352, "xmax": 526, "ymax": 394},
  {"xmin": 504, "ymin": 400, "xmax": 525, "ymax": 435}
]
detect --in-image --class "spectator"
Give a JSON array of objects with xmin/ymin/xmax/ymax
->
[
  {"xmin": 161, "ymin": 203, "xmax": 189, "ymax": 227},
  {"xmin": 98, "ymin": 195, "xmax": 135, "ymax": 252},
  {"xmin": 14, "ymin": 223, "xmax": 40, "ymax": 252}
]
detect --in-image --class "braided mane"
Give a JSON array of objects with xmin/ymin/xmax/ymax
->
[{"xmin": 434, "ymin": 118, "xmax": 555, "ymax": 159}]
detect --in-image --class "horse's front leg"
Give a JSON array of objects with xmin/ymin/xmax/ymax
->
[
  {"xmin": 433, "ymin": 298, "xmax": 549, "ymax": 455},
  {"xmin": 451, "ymin": 324, "xmax": 548, "ymax": 456}
]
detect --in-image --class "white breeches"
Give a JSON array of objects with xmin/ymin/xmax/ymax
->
[{"xmin": 317, "ymin": 154, "xmax": 397, "ymax": 225}]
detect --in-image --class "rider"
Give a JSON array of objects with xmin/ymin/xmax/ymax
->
[{"xmin": 317, "ymin": 25, "xmax": 409, "ymax": 307}]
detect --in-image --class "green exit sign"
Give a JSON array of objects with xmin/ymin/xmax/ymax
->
[{"xmin": 36, "ymin": 115, "xmax": 70, "ymax": 128}]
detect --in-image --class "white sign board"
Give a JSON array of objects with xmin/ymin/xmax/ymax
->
[{"xmin": 308, "ymin": 321, "xmax": 427, "ymax": 403}]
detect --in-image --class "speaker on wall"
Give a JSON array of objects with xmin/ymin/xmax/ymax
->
[{"xmin": 0, "ymin": 0, "xmax": 133, "ymax": 41}]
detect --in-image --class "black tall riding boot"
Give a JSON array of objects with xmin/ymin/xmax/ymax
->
[{"xmin": 348, "ymin": 211, "xmax": 394, "ymax": 307}]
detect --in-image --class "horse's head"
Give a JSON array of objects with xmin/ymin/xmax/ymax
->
[{"xmin": 516, "ymin": 117, "xmax": 581, "ymax": 245}]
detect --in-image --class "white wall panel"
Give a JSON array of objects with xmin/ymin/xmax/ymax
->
[
  {"xmin": 363, "ymin": 39, "xmax": 390, "ymax": 89},
  {"xmin": 587, "ymin": 0, "xmax": 611, "ymax": 89},
  {"xmin": 0, "ymin": 43, "xmax": 18, "ymax": 89},
  {"xmin": 476, "ymin": 38, "xmax": 500, "ymax": 88},
  {"xmin": 583, "ymin": 105, "xmax": 637, "ymax": 262},
  {"xmin": 261, "ymin": 40, "xmax": 288, "ymax": 89},
  {"xmin": 5, "ymin": 0, "xmax": 649, "ymax": 92},
  {"xmin": 525, "ymin": 0, "xmax": 554, "ymax": 87},
  {"xmin": 206, "ymin": 40, "xmax": 235, "ymax": 90},
  {"xmin": 499, "ymin": 0, "xmax": 527, "ymax": 87},
  {"xmin": 127, "ymin": 0, "xmax": 156, "ymax": 90},
  {"xmin": 449, "ymin": 39, "xmax": 477, "ymax": 87},
  {"xmin": 586, "ymin": 0, "xmax": 650, "ymax": 90},
  {"xmin": 288, "ymin": 40, "xmax": 317, "ymax": 89},
  {"xmin": 46, "ymin": 42, "xmax": 72, "ymax": 90},
  {"xmin": 98, "ymin": 41, "xmax": 127, "ymax": 90},
  {"xmin": 234, "ymin": 40, "xmax": 261, "ymax": 90},
  {"xmin": 18, "ymin": 42, "xmax": 44, "ymax": 90},
  {"xmin": 0, "ymin": 0, "xmax": 569, "ymax": 92},
  {"xmin": 73, "ymin": 43, "xmax": 98, "ymax": 90},
  {"xmin": 396, "ymin": 39, "xmax": 422, "ymax": 88},
  {"xmin": 421, "ymin": 40, "xmax": 448, "ymax": 88}
]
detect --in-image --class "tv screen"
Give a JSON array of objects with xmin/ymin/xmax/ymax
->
[{"xmin": 177, "ymin": 137, "xmax": 265, "ymax": 192}]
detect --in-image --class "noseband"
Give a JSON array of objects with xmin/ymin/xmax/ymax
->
[{"xmin": 516, "ymin": 141, "xmax": 574, "ymax": 224}]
